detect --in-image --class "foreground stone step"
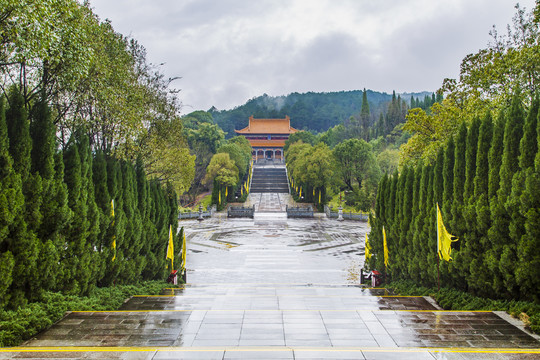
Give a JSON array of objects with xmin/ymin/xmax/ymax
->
[{"xmin": 19, "ymin": 284, "xmax": 540, "ymax": 350}]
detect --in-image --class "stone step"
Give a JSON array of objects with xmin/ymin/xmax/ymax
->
[{"xmin": 250, "ymin": 167, "xmax": 289, "ymax": 193}]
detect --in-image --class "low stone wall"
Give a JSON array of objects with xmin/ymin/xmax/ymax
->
[
  {"xmin": 286, "ymin": 205, "xmax": 314, "ymax": 218},
  {"xmin": 324, "ymin": 205, "xmax": 368, "ymax": 221},
  {"xmin": 178, "ymin": 206, "xmax": 215, "ymax": 220},
  {"xmin": 228, "ymin": 205, "xmax": 255, "ymax": 218}
]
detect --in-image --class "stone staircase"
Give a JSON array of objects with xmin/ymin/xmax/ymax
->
[{"xmin": 250, "ymin": 167, "xmax": 289, "ymax": 193}]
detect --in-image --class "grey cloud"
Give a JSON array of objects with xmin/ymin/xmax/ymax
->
[{"xmin": 89, "ymin": 0, "xmax": 537, "ymax": 111}]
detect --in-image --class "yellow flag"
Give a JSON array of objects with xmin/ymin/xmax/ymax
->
[
  {"xmin": 299, "ymin": 186, "xmax": 302, "ymax": 198},
  {"xmin": 225, "ymin": 187, "xmax": 228, "ymax": 197},
  {"xmin": 166, "ymin": 225, "xmax": 174, "ymax": 269},
  {"xmin": 241, "ymin": 186, "xmax": 244, "ymax": 196},
  {"xmin": 111, "ymin": 199, "xmax": 116, "ymax": 262},
  {"xmin": 313, "ymin": 188, "xmax": 315, "ymax": 197},
  {"xmin": 218, "ymin": 190, "xmax": 221, "ymax": 204},
  {"xmin": 383, "ymin": 226, "xmax": 388, "ymax": 267},
  {"xmin": 437, "ymin": 203, "xmax": 458, "ymax": 262},
  {"xmin": 319, "ymin": 190, "xmax": 321, "ymax": 203},
  {"xmin": 181, "ymin": 227, "xmax": 186, "ymax": 272},
  {"xmin": 365, "ymin": 233, "xmax": 371, "ymax": 261}
]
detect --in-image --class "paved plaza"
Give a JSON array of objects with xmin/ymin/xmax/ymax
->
[{"xmin": 2, "ymin": 196, "xmax": 539, "ymax": 359}]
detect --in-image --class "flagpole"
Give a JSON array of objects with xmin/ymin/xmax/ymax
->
[
  {"xmin": 436, "ymin": 203, "xmax": 440, "ymax": 292},
  {"xmin": 437, "ymin": 254, "xmax": 440, "ymax": 292}
]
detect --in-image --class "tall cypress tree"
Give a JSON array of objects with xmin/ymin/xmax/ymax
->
[
  {"xmin": 360, "ymin": 88, "xmax": 370, "ymax": 140},
  {"xmin": 516, "ymin": 102, "xmax": 540, "ymax": 300},
  {"xmin": 442, "ymin": 136, "xmax": 455, "ymax": 220},
  {"xmin": 489, "ymin": 95, "xmax": 525, "ymax": 297},
  {"xmin": 401, "ymin": 168, "xmax": 415, "ymax": 276},
  {"xmin": 464, "ymin": 117, "xmax": 480, "ymax": 201},
  {"xmin": 499, "ymin": 96, "xmax": 525, "ymax": 197},
  {"xmin": 451, "ymin": 122, "xmax": 467, "ymax": 237},
  {"xmin": 92, "ymin": 149, "xmax": 109, "ymax": 271},
  {"xmin": 433, "ymin": 147, "xmax": 444, "ymax": 207},
  {"xmin": 485, "ymin": 111, "xmax": 507, "ymax": 293},
  {"xmin": 0, "ymin": 97, "xmax": 21, "ymax": 305},
  {"xmin": 519, "ymin": 96, "xmax": 539, "ymax": 170},
  {"xmin": 410, "ymin": 165, "xmax": 428, "ymax": 282},
  {"xmin": 5, "ymin": 87, "xmax": 31, "ymax": 179},
  {"xmin": 456, "ymin": 117, "xmax": 481, "ymax": 290},
  {"xmin": 28, "ymin": 96, "xmax": 69, "ymax": 293},
  {"xmin": 4, "ymin": 89, "xmax": 39, "ymax": 307},
  {"xmin": 406, "ymin": 166, "xmax": 421, "ymax": 278},
  {"xmin": 469, "ymin": 113, "xmax": 494, "ymax": 296},
  {"xmin": 29, "ymin": 92, "xmax": 54, "ymax": 179},
  {"xmin": 507, "ymin": 101, "xmax": 539, "ymax": 279},
  {"xmin": 426, "ymin": 157, "xmax": 440, "ymax": 285},
  {"xmin": 488, "ymin": 111, "xmax": 507, "ymax": 199},
  {"xmin": 62, "ymin": 141, "xmax": 84, "ymax": 293}
]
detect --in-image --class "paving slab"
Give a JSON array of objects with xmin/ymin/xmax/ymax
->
[{"xmin": 2, "ymin": 213, "xmax": 539, "ymax": 359}]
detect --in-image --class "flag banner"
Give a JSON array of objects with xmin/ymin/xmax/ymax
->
[
  {"xmin": 241, "ymin": 186, "xmax": 243, "ymax": 196},
  {"xmin": 111, "ymin": 199, "xmax": 116, "ymax": 262},
  {"xmin": 365, "ymin": 233, "xmax": 371, "ymax": 261},
  {"xmin": 225, "ymin": 187, "xmax": 228, "ymax": 197},
  {"xmin": 383, "ymin": 226, "xmax": 388, "ymax": 267},
  {"xmin": 218, "ymin": 190, "xmax": 221, "ymax": 204},
  {"xmin": 166, "ymin": 225, "xmax": 174, "ymax": 269},
  {"xmin": 437, "ymin": 203, "xmax": 458, "ymax": 261},
  {"xmin": 319, "ymin": 190, "xmax": 321, "ymax": 204},
  {"xmin": 299, "ymin": 186, "xmax": 302, "ymax": 198},
  {"xmin": 181, "ymin": 227, "xmax": 186, "ymax": 272}
]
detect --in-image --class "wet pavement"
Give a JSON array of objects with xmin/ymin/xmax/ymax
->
[{"xmin": 2, "ymin": 210, "xmax": 539, "ymax": 359}]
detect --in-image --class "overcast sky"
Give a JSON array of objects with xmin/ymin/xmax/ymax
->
[{"xmin": 89, "ymin": 0, "xmax": 535, "ymax": 113}]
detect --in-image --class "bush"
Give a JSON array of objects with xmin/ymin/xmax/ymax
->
[{"xmin": 0, "ymin": 281, "xmax": 172, "ymax": 347}]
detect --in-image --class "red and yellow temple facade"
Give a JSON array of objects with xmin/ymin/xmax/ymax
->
[{"xmin": 235, "ymin": 116, "xmax": 298, "ymax": 162}]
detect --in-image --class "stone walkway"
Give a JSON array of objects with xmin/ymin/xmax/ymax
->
[{"xmin": 2, "ymin": 214, "xmax": 539, "ymax": 359}]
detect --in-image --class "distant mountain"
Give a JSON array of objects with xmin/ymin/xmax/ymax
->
[{"xmin": 210, "ymin": 90, "xmax": 433, "ymax": 137}]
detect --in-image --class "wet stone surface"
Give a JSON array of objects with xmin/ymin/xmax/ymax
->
[{"xmin": 4, "ymin": 214, "xmax": 540, "ymax": 359}]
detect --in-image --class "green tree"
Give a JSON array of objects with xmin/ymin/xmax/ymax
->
[
  {"xmin": 519, "ymin": 96, "xmax": 539, "ymax": 170},
  {"xmin": 450, "ymin": 123, "xmax": 467, "ymax": 235},
  {"xmin": 217, "ymin": 142, "xmax": 250, "ymax": 179},
  {"xmin": 0, "ymin": 97, "xmax": 23, "ymax": 306},
  {"xmin": 360, "ymin": 88, "xmax": 371, "ymax": 140},
  {"xmin": 400, "ymin": 103, "xmax": 462, "ymax": 166},
  {"xmin": 284, "ymin": 131, "xmax": 316, "ymax": 152},
  {"xmin": 469, "ymin": 113, "xmax": 494, "ymax": 296},
  {"xmin": 204, "ymin": 153, "xmax": 239, "ymax": 189},
  {"xmin": 141, "ymin": 117, "xmax": 195, "ymax": 196},
  {"xmin": 488, "ymin": 95, "xmax": 525, "ymax": 297}
]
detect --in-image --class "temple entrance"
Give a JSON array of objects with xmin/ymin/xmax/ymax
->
[{"xmin": 265, "ymin": 150, "xmax": 273, "ymax": 159}]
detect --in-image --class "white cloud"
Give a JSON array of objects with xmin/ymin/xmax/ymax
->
[{"xmin": 88, "ymin": 0, "xmax": 537, "ymax": 112}]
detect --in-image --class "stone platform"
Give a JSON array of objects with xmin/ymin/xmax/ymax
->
[{"xmin": 2, "ymin": 215, "xmax": 539, "ymax": 359}]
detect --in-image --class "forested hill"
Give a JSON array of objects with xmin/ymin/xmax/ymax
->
[{"xmin": 210, "ymin": 90, "xmax": 432, "ymax": 137}]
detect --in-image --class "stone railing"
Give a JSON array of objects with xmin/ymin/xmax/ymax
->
[
  {"xmin": 227, "ymin": 205, "xmax": 255, "ymax": 218},
  {"xmin": 324, "ymin": 205, "xmax": 368, "ymax": 221},
  {"xmin": 178, "ymin": 205, "xmax": 215, "ymax": 220},
  {"xmin": 286, "ymin": 205, "xmax": 314, "ymax": 218}
]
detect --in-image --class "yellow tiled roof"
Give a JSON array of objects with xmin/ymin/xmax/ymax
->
[
  {"xmin": 235, "ymin": 116, "xmax": 299, "ymax": 134},
  {"xmin": 248, "ymin": 139, "xmax": 286, "ymax": 148}
]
